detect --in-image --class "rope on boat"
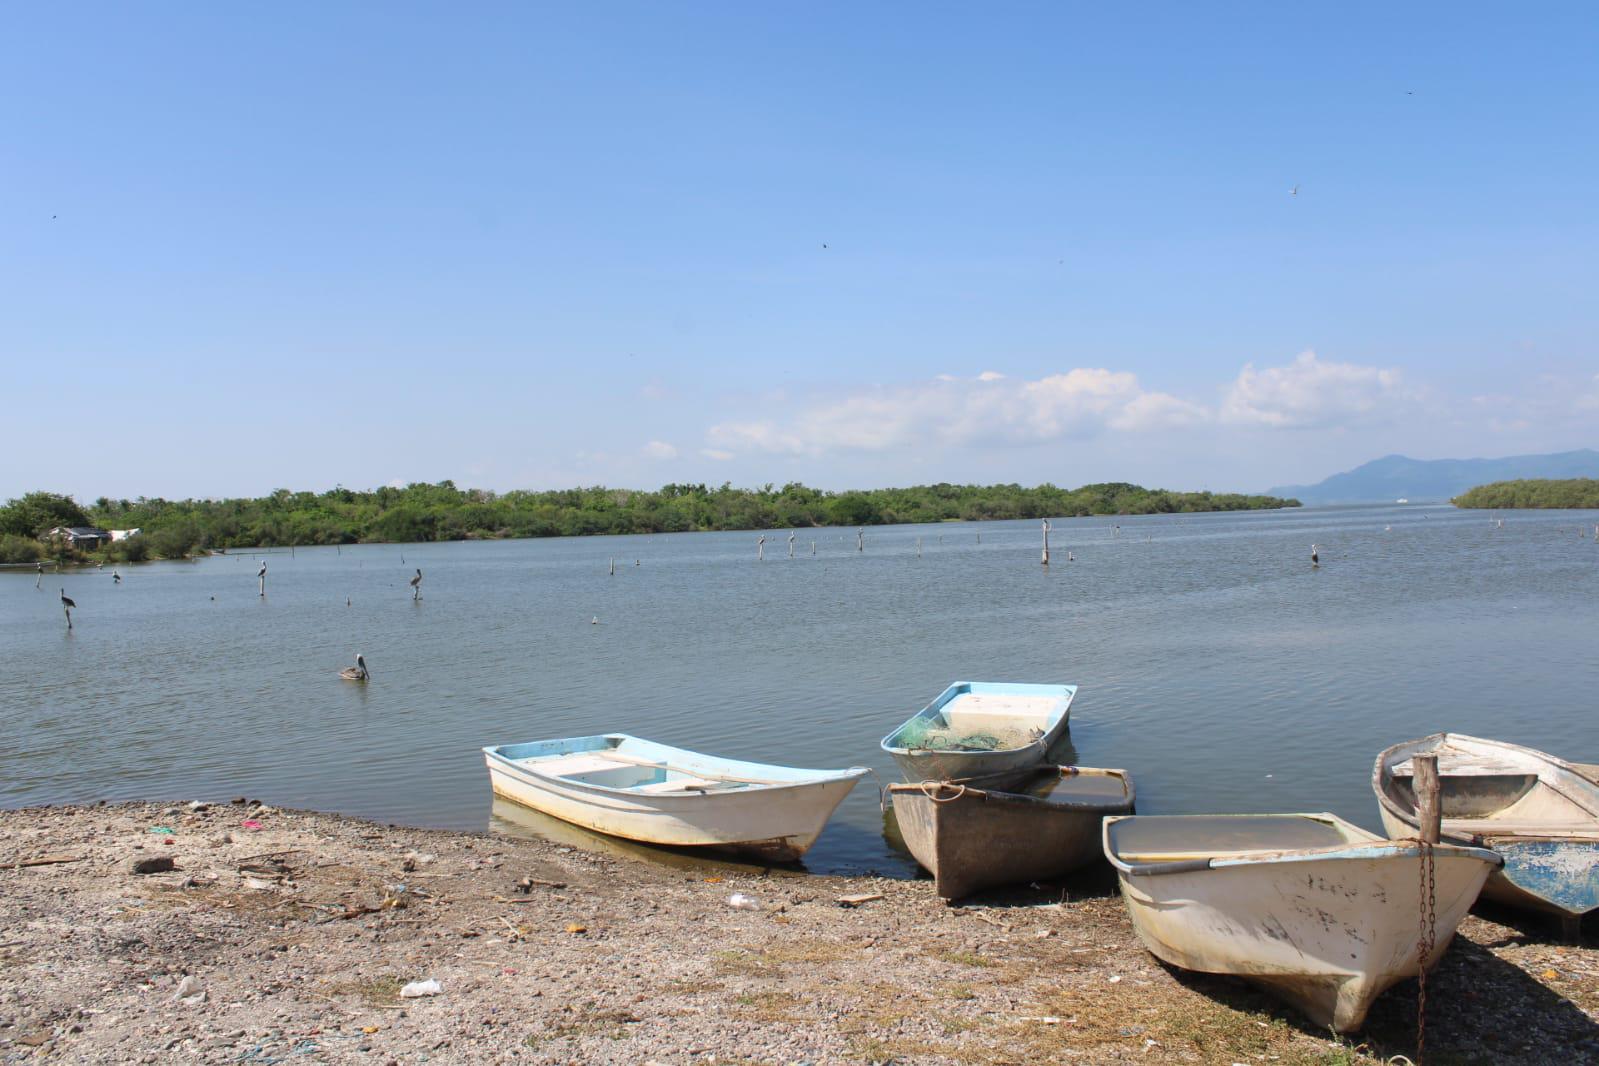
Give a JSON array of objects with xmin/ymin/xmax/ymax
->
[
  {"xmin": 851, "ymin": 766, "xmax": 890, "ymax": 812},
  {"xmin": 917, "ymin": 781, "xmax": 968, "ymax": 804}
]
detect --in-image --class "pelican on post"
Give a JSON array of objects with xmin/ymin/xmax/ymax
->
[
  {"xmin": 257, "ymin": 560, "xmax": 267, "ymax": 596},
  {"xmin": 60, "ymin": 588, "xmax": 76, "ymax": 629},
  {"xmin": 339, "ymin": 653, "xmax": 369, "ymax": 682},
  {"xmin": 410, "ymin": 568, "xmax": 423, "ymax": 599},
  {"xmin": 1311, "ymin": 544, "xmax": 1320, "ymax": 568}
]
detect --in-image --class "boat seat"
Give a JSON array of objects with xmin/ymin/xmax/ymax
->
[
  {"xmin": 632, "ymin": 777, "xmax": 739, "ymax": 794},
  {"xmin": 534, "ymin": 754, "xmax": 645, "ymax": 777}
]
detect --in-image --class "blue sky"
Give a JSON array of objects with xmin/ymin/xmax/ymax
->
[{"xmin": 3, "ymin": 3, "xmax": 1596, "ymax": 501}]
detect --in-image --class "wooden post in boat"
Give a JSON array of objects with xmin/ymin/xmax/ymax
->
[{"xmin": 1414, "ymin": 753, "xmax": 1441, "ymax": 845}]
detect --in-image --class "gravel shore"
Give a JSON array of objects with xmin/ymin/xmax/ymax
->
[{"xmin": 2, "ymin": 802, "xmax": 1596, "ymax": 1064}]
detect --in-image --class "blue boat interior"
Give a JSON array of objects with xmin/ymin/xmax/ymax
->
[{"xmin": 885, "ymin": 681, "xmax": 1073, "ymax": 754}]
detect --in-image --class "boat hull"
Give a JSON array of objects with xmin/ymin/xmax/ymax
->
[
  {"xmin": 484, "ymin": 745, "xmax": 864, "ymax": 863},
  {"xmin": 891, "ymin": 768, "xmax": 1132, "ymax": 899},
  {"xmin": 1112, "ymin": 818, "xmax": 1496, "ymax": 1035}
]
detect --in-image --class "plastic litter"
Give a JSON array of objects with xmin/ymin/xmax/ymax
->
[
  {"xmin": 241, "ymin": 820, "xmax": 264, "ymax": 830},
  {"xmin": 727, "ymin": 893, "xmax": 760, "ymax": 911},
  {"xmin": 147, "ymin": 826, "xmax": 175, "ymax": 835},
  {"xmin": 173, "ymin": 975, "xmax": 204, "ymax": 1003},
  {"xmin": 399, "ymin": 979, "xmax": 441, "ymax": 998}
]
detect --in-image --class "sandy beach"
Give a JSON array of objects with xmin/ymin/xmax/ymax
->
[{"xmin": 2, "ymin": 801, "xmax": 1597, "ymax": 1064}]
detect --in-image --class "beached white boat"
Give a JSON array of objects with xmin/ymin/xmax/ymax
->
[
  {"xmin": 880, "ymin": 681, "xmax": 1075, "ymax": 782},
  {"xmin": 1374, "ymin": 732, "xmax": 1599, "ymax": 928},
  {"xmin": 483, "ymin": 734, "xmax": 867, "ymax": 863},
  {"xmin": 890, "ymin": 765, "xmax": 1133, "ymax": 899},
  {"xmin": 1104, "ymin": 812, "xmax": 1499, "ymax": 1032}
]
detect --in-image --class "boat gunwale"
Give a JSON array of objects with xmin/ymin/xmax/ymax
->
[
  {"xmin": 1102, "ymin": 812, "xmax": 1502, "ymax": 877},
  {"xmin": 886, "ymin": 765, "xmax": 1134, "ymax": 813}
]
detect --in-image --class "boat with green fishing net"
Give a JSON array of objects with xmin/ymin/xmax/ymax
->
[{"xmin": 880, "ymin": 681, "xmax": 1076, "ymax": 782}]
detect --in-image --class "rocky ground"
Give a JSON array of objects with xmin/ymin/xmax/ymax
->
[{"xmin": 2, "ymin": 802, "xmax": 1597, "ymax": 1064}]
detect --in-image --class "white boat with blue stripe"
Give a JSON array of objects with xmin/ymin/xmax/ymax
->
[
  {"xmin": 880, "ymin": 681, "xmax": 1076, "ymax": 782},
  {"xmin": 483, "ymin": 734, "xmax": 868, "ymax": 863}
]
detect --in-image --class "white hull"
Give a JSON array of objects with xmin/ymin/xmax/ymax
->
[
  {"xmin": 1106, "ymin": 814, "xmax": 1498, "ymax": 1032},
  {"xmin": 486, "ymin": 753, "xmax": 860, "ymax": 863}
]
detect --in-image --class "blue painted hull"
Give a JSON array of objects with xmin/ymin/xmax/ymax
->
[{"xmin": 1485, "ymin": 839, "xmax": 1599, "ymax": 918}]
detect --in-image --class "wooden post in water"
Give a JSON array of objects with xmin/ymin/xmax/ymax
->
[
  {"xmin": 916, "ymin": 536, "xmax": 922, "ymax": 558},
  {"xmin": 1041, "ymin": 519, "xmax": 1051, "ymax": 566},
  {"xmin": 810, "ymin": 540, "xmax": 815, "ymax": 556},
  {"xmin": 1413, "ymin": 753, "xmax": 1441, "ymax": 845},
  {"xmin": 757, "ymin": 535, "xmax": 765, "ymax": 561},
  {"xmin": 856, "ymin": 528, "xmax": 864, "ymax": 552},
  {"xmin": 609, "ymin": 557, "xmax": 615, "ymax": 576},
  {"xmin": 788, "ymin": 531, "xmax": 795, "ymax": 558}
]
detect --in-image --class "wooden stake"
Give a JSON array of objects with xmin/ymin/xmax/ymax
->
[{"xmin": 1413, "ymin": 753, "xmax": 1441, "ymax": 844}]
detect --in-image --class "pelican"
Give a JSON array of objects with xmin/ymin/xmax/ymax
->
[
  {"xmin": 591, "ymin": 616, "xmax": 599, "ymax": 625},
  {"xmin": 409, "ymin": 568, "xmax": 422, "ymax": 599},
  {"xmin": 339, "ymin": 653, "xmax": 369, "ymax": 682},
  {"xmin": 112, "ymin": 570, "xmax": 121, "ymax": 584},
  {"xmin": 257, "ymin": 560, "xmax": 267, "ymax": 597},
  {"xmin": 1311, "ymin": 544, "xmax": 1320, "ymax": 567},
  {"xmin": 60, "ymin": 588, "xmax": 76, "ymax": 629}
]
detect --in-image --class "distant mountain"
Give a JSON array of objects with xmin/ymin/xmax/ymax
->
[{"xmin": 1268, "ymin": 449, "xmax": 1599, "ymax": 505}]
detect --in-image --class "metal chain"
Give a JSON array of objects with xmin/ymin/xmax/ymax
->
[{"xmin": 1416, "ymin": 839, "xmax": 1438, "ymax": 1063}]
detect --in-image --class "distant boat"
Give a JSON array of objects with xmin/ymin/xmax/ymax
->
[
  {"xmin": 1104, "ymin": 812, "xmax": 1498, "ymax": 1033},
  {"xmin": 1396, "ymin": 498, "xmax": 1409, "ymax": 504},
  {"xmin": 1374, "ymin": 732, "xmax": 1599, "ymax": 929},
  {"xmin": 880, "ymin": 681, "xmax": 1076, "ymax": 782},
  {"xmin": 482, "ymin": 733, "xmax": 867, "ymax": 863},
  {"xmin": 890, "ymin": 765, "xmax": 1133, "ymax": 899}
]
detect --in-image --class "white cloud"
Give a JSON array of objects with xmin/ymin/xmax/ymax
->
[
  {"xmin": 640, "ymin": 440, "xmax": 678, "ymax": 460},
  {"xmin": 699, "ymin": 448, "xmax": 735, "ymax": 461},
  {"xmin": 1221, "ymin": 351, "xmax": 1406, "ymax": 428},
  {"xmin": 707, "ymin": 369, "xmax": 1205, "ymax": 456}
]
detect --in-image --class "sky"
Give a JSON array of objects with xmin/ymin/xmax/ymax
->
[{"xmin": 3, "ymin": 3, "xmax": 1596, "ymax": 501}]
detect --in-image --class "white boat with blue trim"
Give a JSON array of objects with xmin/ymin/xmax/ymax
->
[
  {"xmin": 880, "ymin": 681, "xmax": 1076, "ymax": 782},
  {"xmin": 1374, "ymin": 732, "xmax": 1599, "ymax": 930},
  {"xmin": 1104, "ymin": 812, "xmax": 1500, "ymax": 1033},
  {"xmin": 483, "ymin": 734, "xmax": 868, "ymax": 863}
]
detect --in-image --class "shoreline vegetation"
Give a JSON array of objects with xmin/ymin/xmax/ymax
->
[
  {"xmin": 1452, "ymin": 478, "xmax": 1599, "ymax": 509},
  {"xmin": 0, "ymin": 482, "xmax": 1298, "ymax": 565}
]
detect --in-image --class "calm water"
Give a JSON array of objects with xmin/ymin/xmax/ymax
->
[{"xmin": 4, "ymin": 504, "xmax": 1598, "ymax": 875}]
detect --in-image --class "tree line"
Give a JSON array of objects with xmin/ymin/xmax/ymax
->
[
  {"xmin": 0, "ymin": 481, "xmax": 1299, "ymax": 563},
  {"xmin": 1451, "ymin": 478, "xmax": 1599, "ymax": 509}
]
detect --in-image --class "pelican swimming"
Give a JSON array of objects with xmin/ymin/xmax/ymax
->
[
  {"xmin": 591, "ymin": 616, "xmax": 599, "ymax": 625},
  {"xmin": 409, "ymin": 568, "xmax": 422, "ymax": 599},
  {"xmin": 1311, "ymin": 544, "xmax": 1320, "ymax": 567},
  {"xmin": 60, "ymin": 588, "xmax": 76, "ymax": 629},
  {"xmin": 339, "ymin": 653, "xmax": 369, "ymax": 682}
]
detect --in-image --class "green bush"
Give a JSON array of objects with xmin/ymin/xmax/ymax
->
[{"xmin": 0, "ymin": 534, "xmax": 42, "ymax": 564}]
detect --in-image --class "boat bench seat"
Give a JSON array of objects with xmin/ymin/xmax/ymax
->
[
  {"xmin": 1444, "ymin": 818, "xmax": 1599, "ymax": 837},
  {"xmin": 535, "ymin": 754, "xmax": 646, "ymax": 777},
  {"xmin": 633, "ymin": 777, "xmax": 737, "ymax": 794}
]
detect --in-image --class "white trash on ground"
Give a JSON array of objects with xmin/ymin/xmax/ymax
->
[
  {"xmin": 400, "ymin": 979, "xmax": 442, "ymax": 998},
  {"xmin": 727, "ymin": 893, "xmax": 760, "ymax": 911}
]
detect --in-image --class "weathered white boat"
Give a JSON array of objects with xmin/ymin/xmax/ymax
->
[
  {"xmin": 890, "ymin": 765, "xmax": 1133, "ymax": 900},
  {"xmin": 1104, "ymin": 812, "xmax": 1499, "ymax": 1033},
  {"xmin": 483, "ymin": 734, "xmax": 867, "ymax": 863},
  {"xmin": 880, "ymin": 681, "xmax": 1076, "ymax": 782},
  {"xmin": 1374, "ymin": 732, "xmax": 1599, "ymax": 928}
]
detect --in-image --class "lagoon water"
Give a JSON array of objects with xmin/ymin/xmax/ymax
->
[{"xmin": 4, "ymin": 504, "xmax": 1598, "ymax": 875}]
